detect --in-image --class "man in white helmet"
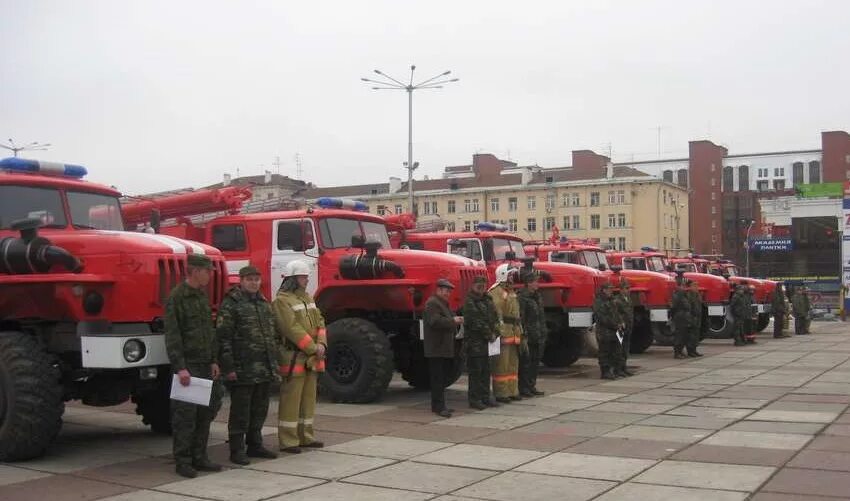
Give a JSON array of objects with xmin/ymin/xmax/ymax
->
[
  {"xmin": 272, "ymin": 260, "xmax": 326, "ymax": 453},
  {"xmin": 489, "ymin": 263, "xmax": 523, "ymax": 403}
]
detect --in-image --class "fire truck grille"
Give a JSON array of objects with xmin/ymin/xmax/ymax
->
[
  {"xmin": 458, "ymin": 268, "xmax": 488, "ymax": 297},
  {"xmin": 157, "ymin": 257, "xmax": 186, "ymax": 305}
]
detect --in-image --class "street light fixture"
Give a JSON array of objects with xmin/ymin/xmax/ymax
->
[
  {"xmin": 0, "ymin": 139, "xmax": 51, "ymax": 157},
  {"xmin": 742, "ymin": 218, "xmax": 755, "ymax": 277},
  {"xmin": 361, "ymin": 65, "xmax": 459, "ymax": 215}
]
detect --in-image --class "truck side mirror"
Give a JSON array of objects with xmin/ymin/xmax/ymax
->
[
  {"xmin": 598, "ymin": 264, "xmax": 608, "ymax": 271},
  {"xmin": 351, "ymin": 235, "xmax": 366, "ymax": 248},
  {"xmin": 504, "ymin": 251, "xmax": 516, "ymax": 261},
  {"xmin": 150, "ymin": 209, "xmax": 161, "ymax": 234}
]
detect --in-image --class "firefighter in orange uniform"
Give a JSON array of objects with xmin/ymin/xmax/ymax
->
[
  {"xmin": 489, "ymin": 263, "xmax": 523, "ymax": 403},
  {"xmin": 272, "ymin": 260, "xmax": 326, "ymax": 453}
]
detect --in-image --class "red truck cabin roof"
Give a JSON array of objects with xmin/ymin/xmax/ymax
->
[{"xmin": 0, "ymin": 171, "xmax": 120, "ymax": 197}]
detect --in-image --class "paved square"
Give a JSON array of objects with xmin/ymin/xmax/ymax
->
[
  {"xmin": 412, "ymin": 443, "xmax": 545, "ymax": 470},
  {"xmin": 516, "ymin": 452, "xmax": 656, "ymax": 481},
  {"xmin": 247, "ymin": 450, "xmax": 394, "ymax": 479},
  {"xmin": 596, "ymin": 482, "xmax": 749, "ymax": 501},
  {"xmin": 634, "ymin": 460, "xmax": 776, "ymax": 492},
  {"xmin": 269, "ymin": 482, "xmax": 433, "ymax": 501},
  {"xmin": 701, "ymin": 430, "xmax": 812, "ymax": 450},
  {"xmin": 454, "ymin": 471, "xmax": 615, "ymax": 501},
  {"xmin": 324, "ymin": 435, "xmax": 451, "ymax": 459},
  {"xmin": 157, "ymin": 469, "xmax": 323, "ymax": 501},
  {"xmin": 604, "ymin": 425, "xmax": 710, "ymax": 443},
  {"xmin": 343, "ymin": 461, "xmax": 494, "ymax": 494}
]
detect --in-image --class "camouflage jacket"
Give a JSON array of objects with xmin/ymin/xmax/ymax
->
[
  {"xmin": 687, "ymin": 290, "xmax": 703, "ymax": 328},
  {"xmin": 165, "ymin": 281, "xmax": 217, "ymax": 371},
  {"xmin": 462, "ymin": 291, "xmax": 499, "ymax": 357},
  {"xmin": 730, "ymin": 290, "xmax": 749, "ymax": 319},
  {"xmin": 517, "ymin": 288, "xmax": 547, "ymax": 345},
  {"xmin": 791, "ymin": 292, "xmax": 810, "ymax": 316},
  {"xmin": 489, "ymin": 284, "xmax": 523, "ymax": 344},
  {"xmin": 593, "ymin": 291, "xmax": 619, "ymax": 334},
  {"xmin": 217, "ymin": 286, "xmax": 283, "ymax": 383},
  {"xmin": 670, "ymin": 289, "xmax": 691, "ymax": 326},
  {"xmin": 273, "ymin": 287, "xmax": 327, "ymax": 376},
  {"xmin": 771, "ymin": 287, "xmax": 786, "ymax": 313},
  {"xmin": 613, "ymin": 291, "xmax": 633, "ymax": 328}
]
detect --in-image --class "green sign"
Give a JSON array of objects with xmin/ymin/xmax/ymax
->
[{"xmin": 795, "ymin": 182, "xmax": 844, "ymax": 198}]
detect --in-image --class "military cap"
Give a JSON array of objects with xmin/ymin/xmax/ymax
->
[
  {"xmin": 187, "ymin": 253, "xmax": 213, "ymax": 269},
  {"xmin": 436, "ymin": 278, "xmax": 455, "ymax": 289},
  {"xmin": 473, "ymin": 276, "xmax": 488, "ymax": 285},
  {"xmin": 239, "ymin": 265, "xmax": 261, "ymax": 278}
]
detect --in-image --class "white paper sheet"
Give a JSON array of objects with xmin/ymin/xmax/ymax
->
[
  {"xmin": 170, "ymin": 375, "xmax": 213, "ymax": 406},
  {"xmin": 488, "ymin": 339, "xmax": 501, "ymax": 356},
  {"xmin": 615, "ymin": 330, "xmax": 624, "ymax": 345}
]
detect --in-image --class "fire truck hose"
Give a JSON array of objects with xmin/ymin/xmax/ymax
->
[
  {"xmin": 0, "ymin": 236, "xmax": 82, "ymax": 274},
  {"xmin": 339, "ymin": 255, "xmax": 404, "ymax": 280}
]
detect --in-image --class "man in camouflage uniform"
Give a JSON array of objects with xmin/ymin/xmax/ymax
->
[
  {"xmin": 744, "ymin": 285, "xmax": 757, "ymax": 344},
  {"xmin": 730, "ymin": 283, "xmax": 748, "ymax": 346},
  {"xmin": 671, "ymin": 280, "xmax": 691, "ymax": 359},
  {"xmin": 686, "ymin": 280, "xmax": 704, "ymax": 357},
  {"xmin": 612, "ymin": 277, "xmax": 634, "ymax": 377},
  {"xmin": 217, "ymin": 266, "xmax": 282, "ymax": 465},
  {"xmin": 462, "ymin": 276, "xmax": 499, "ymax": 410},
  {"xmin": 593, "ymin": 283, "xmax": 622, "ymax": 379},
  {"xmin": 802, "ymin": 287, "xmax": 812, "ymax": 334},
  {"xmin": 771, "ymin": 283, "xmax": 790, "ymax": 338},
  {"xmin": 273, "ymin": 260, "xmax": 326, "ymax": 453},
  {"xmin": 490, "ymin": 263, "xmax": 523, "ymax": 402},
  {"xmin": 165, "ymin": 253, "xmax": 223, "ymax": 478},
  {"xmin": 792, "ymin": 286, "xmax": 811, "ymax": 335},
  {"xmin": 518, "ymin": 271, "xmax": 547, "ymax": 397}
]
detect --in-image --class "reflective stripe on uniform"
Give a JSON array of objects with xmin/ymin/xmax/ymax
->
[
  {"xmin": 492, "ymin": 374, "xmax": 518, "ymax": 382},
  {"xmin": 297, "ymin": 336, "xmax": 313, "ymax": 349},
  {"xmin": 291, "ymin": 302, "xmax": 318, "ymax": 312},
  {"xmin": 298, "ymin": 418, "xmax": 314, "ymax": 425},
  {"xmin": 278, "ymin": 420, "xmax": 298, "ymax": 428}
]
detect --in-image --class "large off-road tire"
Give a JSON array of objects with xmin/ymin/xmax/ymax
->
[
  {"xmin": 400, "ymin": 341, "xmax": 464, "ymax": 390},
  {"xmin": 706, "ymin": 310, "xmax": 737, "ymax": 339},
  {"xmin": 0, "ymin": 331, "xmax": 64, "ymax": 461},
  {"xmin": 320, "ymin": 318, "xmax": 394, "ymax": 403},
  {"xmin": 630, "ymin": 310, "xmax": 654, "ymax": 354},
  {"xmin": 756, "ymin": 313, "xmax": 771, "ymax": 332},
  {"xmin": 581, "ymin": 327, "xmax": 598, "ymax": 357},
  {"xmin": 652, "ymin": 323, "xmax": 675, "ymax": 346},
  {"xmin": 132, "ymin": 368, "xmax": 172, "ymax": 434},
  {"xmin": 542, "ymin": 329, "xmax": 585, "ymax": 368}
]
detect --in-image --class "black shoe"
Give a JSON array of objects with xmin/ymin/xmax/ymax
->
[
  {"xmin": 774, "ymin": 334, "xmax": 791, "ymax": 339},
  {"xmin": 485, "ymin": 399, "xmax": 501, "ymax": 408},
  {"xmin": 519, "ymin": 391, "xmax": 534, "ymax": 398},
  {"xmin": 687, "ymin": 351, "xmax": 703, "ymax": 358},
  {"xmin": 469, "ymin": 401, "xmax": 487, "ymax": 410},
  {"xmin": 674, "ymin": 352, "xmax": 687, "ymax": 359},
  {"xmin": 495, "ymin": 397, "xmax": 512, "ymax": 404},
  {"xmin": 192, "ymin": 459, "xmax": 222, "ymax": 472},
  {"xmin": 246, "ymin": 445, "xmax": 278, "ymax": 459},
  {"xmin": 531, "ymin": 389, "xmax": 545, "ymax": 396},
  {"xmin": 620, "ymin": 369, "xmax": 635, "ymax": 377},
  {"xmin": 510, "ymin": 395, "xmax": 523, "ymax": 401},
  {"xmin": 175, "ymin": 464, "xmax": 197, "ymax": 478},
  {"xmin": 280, "ymin": 446, "xmax": 302, "ymax": 454},
  {"xmin": 601, "ymin": 369, "xmax": 616, "ymax": 380},
  {"xmin": 301, "ymin": 441, "xmax": 324, "ymax": 449},
  {"xmin": 433, "ymin": 409, "xmax": 452, "ymax": 418},
  {"xmin": 614, "ymin": 369, "xmax": 628, "ymax": 378},
  {"xmin": 229, "ymin": 451, "xmax": 250, "ymax": 465}
]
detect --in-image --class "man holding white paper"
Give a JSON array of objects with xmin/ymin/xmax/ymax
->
[
  {"xmin": 165, "ymin": 253, "xmax": 223, "ymax": 478},
  {"xmin": 462, "ymin": 276, "xmax": 500, "ymax": 410}
]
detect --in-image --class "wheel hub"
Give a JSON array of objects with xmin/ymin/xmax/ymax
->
[{"xmin": 327, "ymin": 343, "xmax": 360, "ymax": 384}]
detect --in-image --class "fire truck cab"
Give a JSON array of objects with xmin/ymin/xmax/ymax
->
[{"xmin": 708, "ymin": 260, "xmax": 776, "ymax": 331}]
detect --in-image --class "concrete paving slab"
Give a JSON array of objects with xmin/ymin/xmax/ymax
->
[
  {"xmin": 595, "ymin": 482, "xmax": 748, "ymax": 501},
  {"xmin": 761, "ymin": 467, "xmax": 850, "ymax": 498},
  {"xmin": 511, "ymin": 397, "xmax": 598, "ymax": 412},
  {"xmin": 633, "ymin": 460, "xmax": 775, "ymax": 492},
  {"xmin": 672, "ymin": 444, "xmax": 795, "ymax": 467},
  {"xmin": 726, "ymin": 420, "xmax": 824, "ymax": 435},
  {"xmin": 413, "ymin": 444, "xmax": 545, "ymax": 470},
  {"xmin": 515, "ymin": 452, "xmax": 656, "ymax": 481},
  {"xmin": 701, "ymin": 431, "xmax": 812, "ymax": 450},
  {"xmin": 518, "ymin": 419, "xmax": 623, "ymax": 437},
  {"xmin": 464, "ymin": 429, "xmax": 586, "ymax": 452},
  {"xmin": 588, "ymin": 402, "xmax": 679, "ymax": 415},
  {"xmin": 638, "ymin": 414, "xmax": 734, "ymax": 430},
  {"xmin": 247, "ymin": 450, "xmax": 394, "ymax": 479},
  {"xmin": 453, "ymin": 471, "xmax": 615, "ymax": 501},
  {"xmin": 325, "ymin": 435, "xmax": 452, "ymax": 459},
  {"xmin": 788, "ymin": 450, "xmax": 850, "ymax": 471},
  {"xmin": 13, "ymin": 443, "xmax": 146, "ymax": 474},
  {"xmin": 0, "ymin": 474, "xmax": 135, "ymax": 501},
  {"xmin": 314, "ymin": 402, "xmax": 397, "ymax": 417},
  {"xmin": 270, "ymin": 482, "xmax": 432, "ymax": 501},
  {"xmin": 431, "ymin": 412, "xmax": 541, "ymax": 430},
  {"xmin": 666, "ymin": 405, "xmax": 755, "ymax": 420},
  {"xmin": 550, "ymin": 390, "xmax": 626, "ymax": 401},
  {"xmin": 604, "ymin": 425, "xmax": 710, "ymax": 444},
  {"xmin": 73, "ymin": 456, "xmax": 183, "ymax": 489},
  {"xmin": 691, "ymin": 398, "xmax": 770, "ymax": 409},
  {"xmin": 343, "ymin": 461, "xmax": 494, "ymax": 494},
  {"xmin": 747, "ymin": 410, "xmax": 839, "ymax": 423},
  {"xmin": 565, "ymin": 437, "xmax": 685, "ymax": 459},
  {"xmin": 476, "ymin": 403, "xmax": 561, "ymax": 419},
  {"xmin": 555, "ymin": 410, "xmax": 648, "ymax": 425},
  {"xmin": 0, "ymin": 465, "xmax": 52, "ymax": 486},
  {"xmin": 157, "ymin": 469, "xmax": 323, "ymax": 501},
  {"xmin": 617, "ymin": 393, "xmax": 697, "ymax": 405},
  {"xmin": 100, "ymin": 492, "xmax": 200, "ymax": 501}
]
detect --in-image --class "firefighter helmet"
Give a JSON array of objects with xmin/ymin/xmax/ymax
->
[
  {"xmin": 494, "ymin": 263, "xmax": 517, "ymax": 284},
  {"xmin": 285, "ymin": 260, "xmax": 310, "ymax": 277}
]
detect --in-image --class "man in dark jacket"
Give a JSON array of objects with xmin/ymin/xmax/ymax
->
[
  {"xmin": 462, "ymin": 276, "xmax": 499, "ymax": 410},
  {"xmin": 686, "ymin": 280, "xmax": 704, "ymax": 357},
  {"xmin": 423, "ymin": 278, "xmax": 463, "ymax": 417},
  {"xmin": 518, "ymin": 271, "xmax": 547, "ymax": 397},
  {"xmin": 744, "ymin": 285, "xmax": 757, "ymax": 344},
  {"xmin": 613, "ymin": 277, "xmax": 634, "ymax": 376},
  {"xmin": 593, "ymin": 283, "xmax": 622, "ymax": 379},
  {"xmin": 730, "ymin": 284, "xmax": 748, "ymax": 346},
  {"xmin": 772, "ymin": 283, "xmax": 790, "ymax": 338},
  {"xmin": 671, "ymin": 280, "xmax": 691, "ymax": 359}
]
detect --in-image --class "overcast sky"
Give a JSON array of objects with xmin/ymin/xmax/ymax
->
[{"xmin": 2, "ymin": 0, "xmax": 848, "ymax": 195}]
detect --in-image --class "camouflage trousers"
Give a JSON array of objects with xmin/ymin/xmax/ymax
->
[
  {"xmin": 467, "ymin": 355, "xmax": 491, "ymax": 405},
  {"xmin": 518, "ymin": 342, "xmax": 541, "ymax": 394},
  {"xmin": 596, "ymin": 329, "xmax": 622, "ymax": 371},
  {"xmin": 227, "ymin": 382, "xmax": 271, "ymax": 443},
  {"xmin": 278, "ymin": 371, "xmax": 318, "ymax": 448},
  {"xmin": 171, "ymin": 364, "xmax": 224, "ymax": 466},
  {"xmin": 491, "ymin": 344, "xmax": 519, "ymax": 398},
  {"xmin": 619, "ymin": 324, "xmax": 633, "ymax": 366}
]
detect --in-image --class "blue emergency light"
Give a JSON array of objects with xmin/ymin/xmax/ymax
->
[
  {"xmin": 314, "ymin": 197, "xmax": 368, "ymax": 212},
  {"xmin": 477, "ymin": 221, "xmax": 507, "ymax": 232},
  {"xmin": 0, "ymin": 157, "xmax": 87, "ymax": 178},
  {"xmin": 640, "ymin": 246, "xmax": 659, "ymax": 252}
]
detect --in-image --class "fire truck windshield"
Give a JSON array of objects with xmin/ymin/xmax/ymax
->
[
  {"xmin": 67, "ymin": 191, "xmax": 123, "ymax": 230},
  {"xmin": 491, "ymin": 238, "xmax": 526, "ymax": 260},
  {"xmin": 676, "ymin": 262, "xmax": 697, "ymax": 273},
  {"xmin": 582, "ymin": 250, "xmax": 609, "ymax": 269},
  {"xmin": 648, "ymin": 256, "xmax": 667, "ymax": 272},
  {"xmin": 0, "ymin": 185, "xmax": 67, "ymax": 229},
  {"xmin": 319, "ymin": 217, "xmax": 391, "ymax": 249}
]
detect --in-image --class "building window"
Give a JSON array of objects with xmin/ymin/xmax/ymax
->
[
  {"xmin": 773, "ymin": 179, "xmax": 785, "ymax": 191},
  {"xmin": 723, "ymin": 166, "xmax": 734, "ymax": 191},
  {"xmin": 664, "ymin": 237, "xmax": 668, "ymax": 249},
  {"xmin": 508, "ymin": 219, "xmax": 518, "ymax": 232},
  {"xmin": 569, "ymin": 192, "xmax": 580, "ymax": 206},
  {"xmin": 809, "ymin": 161, "xmax": 821, "ymax": 184},
  {"xmin": 590, "ymin": 214, "xmax": 600, "ymax": 229},
  {"xmin": 572, "ymin": 215, "xmax": 580, "ymax": 230},
  {"xmin": 617, "ymin": 213, "xmax": 626, "ymax": 227},
  {"xmin": 711, "ymin": 192, "xmax": 716, "ymax": 200},
  {"xmin": 395, "ymin": 204, "xmax": 403, "ymax": 214},
  {"xmin": 756, "ymin": 180, "xmax": 769, "ymax": 191},
  {"xmin": 618, "ymin": 237, "xmax": 626, "ymax": 251},
  {"xmin": 527, "ymin": 218, "xmax": 537, "ymax": 232},
  {"xmin": 472, "ymin": 199, "xmax": 479, "ymax": 212},
  {"xmin": 711, "ymin": 206, "xmax": 716, "ymax": 215},
  {"xmin": 423, "ymin": 201, "xmax": 437, "ymax": 215},
  {"xmin": 376, "ymin": 205, "xmax": 386, "ymax": 216},
  {"xmin": 608, "ymin": 191, "xmax": 616, "ymax": 204},
  {"xmin": 608, "ymin": 237, "xmax": 616, "ymax": 249},
  {"xmin": 774, "ymin": 167, "xmax": 784, "ymax": 177},
  {"xmin": 663, "ymin": 170, "xmax": 674, "ymax": 183},
  {"xmin": 545, "ymin": 194, "xmax": 556, "ymax": 211},
  {"xmin": 677, "ymin": 169, "xmax": 688, "ymax": 188},
  {"xmin": 527, "ymin": 196, "xmax": 536, "ymax": 210},
  {"xmin": 738, "ymin": 165, "xmax": 749, "ymax": 191},
  {"xmin": 464, "ymin": 199, "xmax": 479, "ymax": 212},
  {"xmin": 445, "ymin": 221, "xmax": 455, "ymax": 231},
  {"xmin": 463, "ymin": 221, "xmax": 471, "ymax": 231},
  {"xmin": 472, "ymin": 220, "xmax": 479, "ymax": 228},
  {"xmin": 711, "ymin": 177, "xmax": 716, "ymax": 187},
  {"xmin": 711, "ymin": 220, "xmax": 716, "ymax": 229},
  {"xmin": 616, "ymin": 190, "xmax": 626, "ymax": 204},
  {"xmin": 758, "ymin": 168, "xmax": 768, "ymax": 178},
  {"xmin": 590, "ymin": 192, "xmax": 600, "ymax": 206},
  {"xmin": 508, "ymin": 197, "xmax": 518, "ymax": 212},
  {"xmin": 490, "ymin": 198, "xmax": 500, "ymax": 213},
  {"xmin": 793, "ymin": 162, "xmax": 804, "ymax": 186},
  {"xmin": 544, "ymin": 217, "xmax": 555, "ymax": 231},
  {"xmin": 563, "ymin": 216, "xmax": 570, "ymax": 229},
  {"xmin": 608, "ymin": 214, "xmax": 616, "ymax": 227},
  {"xmin": 447, "ymin": 200, "xmax": 456, "ymax": 214}
]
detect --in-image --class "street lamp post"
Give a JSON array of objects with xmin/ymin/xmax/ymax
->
[
  {"xmin": 0, "ymin": 139, "xmax": 51, "ymax": 157},
  {"xmin": 361, "ymin": 65, "xmax": 458, "ymax": 215},
  {"xmin": 743, "ymin": 218, "xmax": 755, "ymax": 277}
]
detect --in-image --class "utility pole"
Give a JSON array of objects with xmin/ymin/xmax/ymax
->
[
  {"xmin": 0, "ymin": 139, "xmax": 50, "ymax": 157},
  {"xmin": 272, "ymin": 156, "xmax": 281, "ymax": 175},
  {"xmin": 294, "ymin": 153, "xmax": 303, "ymax": 180},
  {"xmin": 362, "ymin": 65, "xmax": 459, "ymax": 214}
]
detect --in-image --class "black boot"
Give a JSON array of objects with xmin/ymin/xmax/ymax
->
[
  {"xmin": 246, "ymin": 430, "xmax": 278, "ymax": 459},
  {"xmin": 229, "ymin": 434, "xmax": 250, "ymax": 465},
  {"xmin": 674, "ymin": 349, "xmax": 687, "ymax": 359},
  {"xmin": 687, "ymin": 350, "xmax": 703, "ymax": 357},
  {"xmin": 600, "ymin": 368, "xmax": 616, "ymax": 380}
]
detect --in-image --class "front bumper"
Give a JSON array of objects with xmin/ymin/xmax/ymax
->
[
  {"xmin": 755, "ymin": 303, "xmax": 771, "ymax": 314},
  {"xmin": 650, "ymin": 308, "xmax": 669, "ymax": 322},
  {"xmin": 568, "ymin": 310, "xmax": 594, "ymax": 328},
  {"xmin": 81, "ymin": 334, "xmax": 169, "ymax": 369},
  {"xmin": 707, "ymin": 304, "xmax": 726, "ymax": 317}
]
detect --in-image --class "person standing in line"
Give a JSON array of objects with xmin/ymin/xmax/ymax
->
[
  {"xmin": 686, "ymin": 280, "xmax": 704, "ymax": 357},
  {"xmin": 593, "ymin": 282, "xmax": 623, "ymax": 379},
  {"xmin": 518, "ymin": 271, "xmax": 547, "ymax": 397},
  {"xmin": 744, "ymin": 285, "xmax": 757, "ymax": 344},
  {"xmin": 802, "ymin": 287, "xmax": 813, "ymax": 334},
  {"xmin": 489, "ymin": 264, "xmax": 523, "ymax": 402},
  {"xmin": 671, "ymin": 279, "xmax": 691, "ymax": 359},
  {"xmin": 771, "ymin": 283, "xmax": 790, "ymax": 338},
  {"xmin": 792, "ymin": 286, "xmax": 809, "ymax": 336},
  {"xmin": 462, "ymin": 276, "xmax": 499, "ymax": 410},
  {"xmin": 217, "ymin": 265, "xmax": 281, "ymax": 465},
  {"xmin": 613, "ymin": 277, "xmax": 634, "ymax": 376},
  {"xmin": 165, "ymin": 253, "xmax": 223, "ymax": 478},
  {"xmin": 423, "ymin": 278, "xmax": 463, "ymax": 417},
  {"xmin": 730, "ymin": 283, "xmax": 748, "ymax": 346},
  {"xmin": 273, "ymin": 260, "xmax": 326, "ymax": 453}
]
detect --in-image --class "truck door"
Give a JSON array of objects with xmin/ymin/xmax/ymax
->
[
  {"xmin": 271, "ymin": 219, "xmax": 319, "ymax": 295},
  {"xmin": 447, "ymin": 238, "xmax": 484, "ymax": 263}
]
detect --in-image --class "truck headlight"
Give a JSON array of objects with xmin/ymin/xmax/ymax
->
[{"xmin": 123, "ymin": 339, "xmax": 146, "ymax": 362}]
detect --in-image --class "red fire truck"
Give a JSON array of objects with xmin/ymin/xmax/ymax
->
[
  {"xmin": 123, "ymin": 195, "xmax": 489, "ymax": 402},
  {"xmin": 0, "ymin": 158, "xmax": 228, "ymax": 460},
  {"xmin": 525, "ymin": 238, "xmax": 676, "ymax": 352},
  {"xmin": 395, "ymin": 222, "xmax": 606, "ymax": 367},
  {"xmin": 707, "ymin": 260, "xmax": 777, "ymax": 332},
  {"xmin": 607, "ymin": 248, "xmax": 737, "ymax": 339}
]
